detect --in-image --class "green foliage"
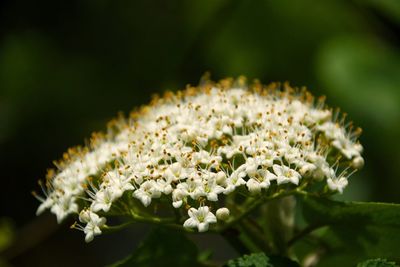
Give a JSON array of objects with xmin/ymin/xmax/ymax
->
[
  {"xmin": 110, "ymin": 227, "xmax": 203, "ymax": 267},
  {"xmin": 300, "ymin": 196, "xmax": 400, "ymax": 266},
  {"xmin": 357, "ymin": 258, "xmax": 398, "ymax": 267},
  {"xmin": 225, "ymin": 253, "xmax": 300, "ymax": 267},
  {"xmin": 226, "ymin": 253, "xmax": 272, "ymax": 267}
]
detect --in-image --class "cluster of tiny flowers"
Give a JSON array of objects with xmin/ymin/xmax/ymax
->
[{"xmin": 34, "ymin": 79, "xmax": 363, "ymax": 242}]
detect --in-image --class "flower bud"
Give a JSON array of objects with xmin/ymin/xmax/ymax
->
[
  {"xmin": 216, "ymin": 207, "xmax": 230, "ymax": 221},
  {"xmin": 352, "ymin": 156, "xmax": 364, "ymax": 169}
]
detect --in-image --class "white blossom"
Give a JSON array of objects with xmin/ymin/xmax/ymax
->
[
  {"xmin": 326, "ymin": 168, "xmax": 350, "ymax": 194},
  {"xmin": 327, "ymin": 177, "xmax": 348, "ymax": 194},
  {"xmin": 183, "ymin": 207, "xmax": 217, "ymax": 232},
  {"xmin": 79, "ymin": 210, "xmax": 106, "ymax": 243},
  {"xmin": 34, "ymin": 78, "xmax": 364, "ymax": 241},
  {"xmin": 132, "ymin": 180, "xmax": 162, "ymax": 207},
  {"xmin": 225, "ymin": 166, "xmax": 247, "ymax": 194},
  {"xmin": 172, "ymin": 188, "xmax": 187, "ymax": 208},
  {"xmin": 272, "ymin": 165, "xmax": 301, "ymax": 185},
  {"xmin": 50, "ymin": 195, "xmax": 79, "ymax": 223},
  {"xmin": 91, "ymin": 188, "xmax": 114, "ymax": 212}
]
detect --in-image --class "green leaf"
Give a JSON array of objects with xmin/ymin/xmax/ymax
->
[
  {"xmin": 225, "ymin": 253, "xmax": 299, "ymax": 267},
  {"xmin": 110, "ymin": 227, "xmax": 203, "ymax": 267},
  {"xmin": 357, "ymin": 258, "xmax": 398, "ymax": 267},
  {"xmin": 300, "ymin": 196, "xmax": 400, "ymax": 266},
  {"xmin": 226, "ymin": 253, "xmax": 272, "ymax": 267}
]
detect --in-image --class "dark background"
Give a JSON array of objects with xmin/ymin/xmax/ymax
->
[{"xmin": 0, "ymin": 0, "xmax": 399, "ymax": 266}]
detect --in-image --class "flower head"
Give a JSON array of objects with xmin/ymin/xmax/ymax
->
[{"xmin": 34, "ymin": 77, "xmax": 364, "ymax": 241}]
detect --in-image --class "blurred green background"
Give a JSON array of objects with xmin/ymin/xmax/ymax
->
[{"xmin": 0, "ymin": 0, "xmax": 399, "ymax": 266}]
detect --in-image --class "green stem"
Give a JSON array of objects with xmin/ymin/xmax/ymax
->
[
  {"xmin": 215, "ymin": 188, "xmax": 306, "ymax": 255},
  {"xmin": 103, "ymin": 221, "xmax": 135, "ymax": 233},
  {"xmin": 218, "ymin": 188, "xmax": 299, "ymax": 233},
  {"xmin": 131, "ymin": 213, "xmax": 175, "ymax": 224},
  {"xmin": 262, "ymin": 197, "xmax": 295, "ymax": 255},
  {"xmin": 128, "ymin": 209, "xmax": 197, "ymax": 233},
  {"xmin": 227, "ymin": 198, "xmax": 273, "ymax": 253}
]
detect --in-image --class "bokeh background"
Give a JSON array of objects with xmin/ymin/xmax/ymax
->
[{"xmin": 1, "ymin": 0, "xmax": 399, "ymax": 266}]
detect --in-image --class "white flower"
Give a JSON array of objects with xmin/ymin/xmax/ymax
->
[
  {"xmin": 91, "ymin": 188, "xmax": 114, "ymax": 212},
  {"xmin": 83, "ymin": 215, "xmax": 106, "ymax": 243},
  {"xmin": 183, "ymin": 206, "xmax": 217, "ymax": 232},
  {"xmin": 202, "ymin": 173, "xmax": 225, "ymax": 201},
  {"xmin": 105, "ymin": 170, "xmax": 135, "ymax": 198},
  {"xmin": 35, "ymin": 193, "xmax": 55, "ymax": 216},
  {"xmin": 246, "ymin": 169, "xmax": 275, "ymax": 194},
  {"xmin": 35, "ymin": 78, "xmax": 364, "ymax": 241},
  {"xmin": 50, "ymin": 195, "xmax": 79, "ymax": 223},
  {"xmin": 326, "ymin": 168, "xmax": 349, "ymax": 194},
  {"xmin": 177, "ymin": 177, "xmax": 204, "ymax": 200},
  {"xmin": 327, "ymin": 177, "xmax": 348, "ymax": 194},
  {"xmin": 331, "ymin": 134, "xmax": 359, "ymax": 159},
  {"xmin": 284, "ymin": 146, "xmax": 302, "ymax": 165},
  {"xmin": 304, "ymin": 109, "xmax": 331, "ymax": 125},
  {"xmin": 133, "ymin": 180, "xmax": 162, "ymax": 207},
  {"xmin": 172, "ymin": 188, "xmax": 187, "ymax": 208},
  {"xmin": 244, "ymin": 155, "xmax": 274, "ymax": 174},
  {"xmin": 272, "ymin": 164, "xmax": 301, "ymax": 185},
  {"xmin": 246, "ymin": 178, "xmax": 262, "ymax": 194},
  {"xmin": 156, "ymin": 179, "xmax": 173, "ymax": 195},
  {"xmin": 79, "ymin": 209, "xmax": 95, "ymax": 223},
  {"xmin": 306, "ymin": 153, "xmax": 330, "ymax": 180},
  {"xmin": 317, "ymin": 122, "xmax": 342, "ymax": 139},
  {"xmin": 299, "ymin": 162, "xmax": 317, "ymax": 176},
  {"xmin": 164, "ymin": 162, "xmax": 190, "ymax": 182},
  {"xmin": 225, "ymin": 166, "xmax": 247, "ymax": 194}
]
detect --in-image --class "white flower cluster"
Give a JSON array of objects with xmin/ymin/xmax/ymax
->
[{"xmin": 34, "ymin": 79, "xmax": 363, "ymax": 242}]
